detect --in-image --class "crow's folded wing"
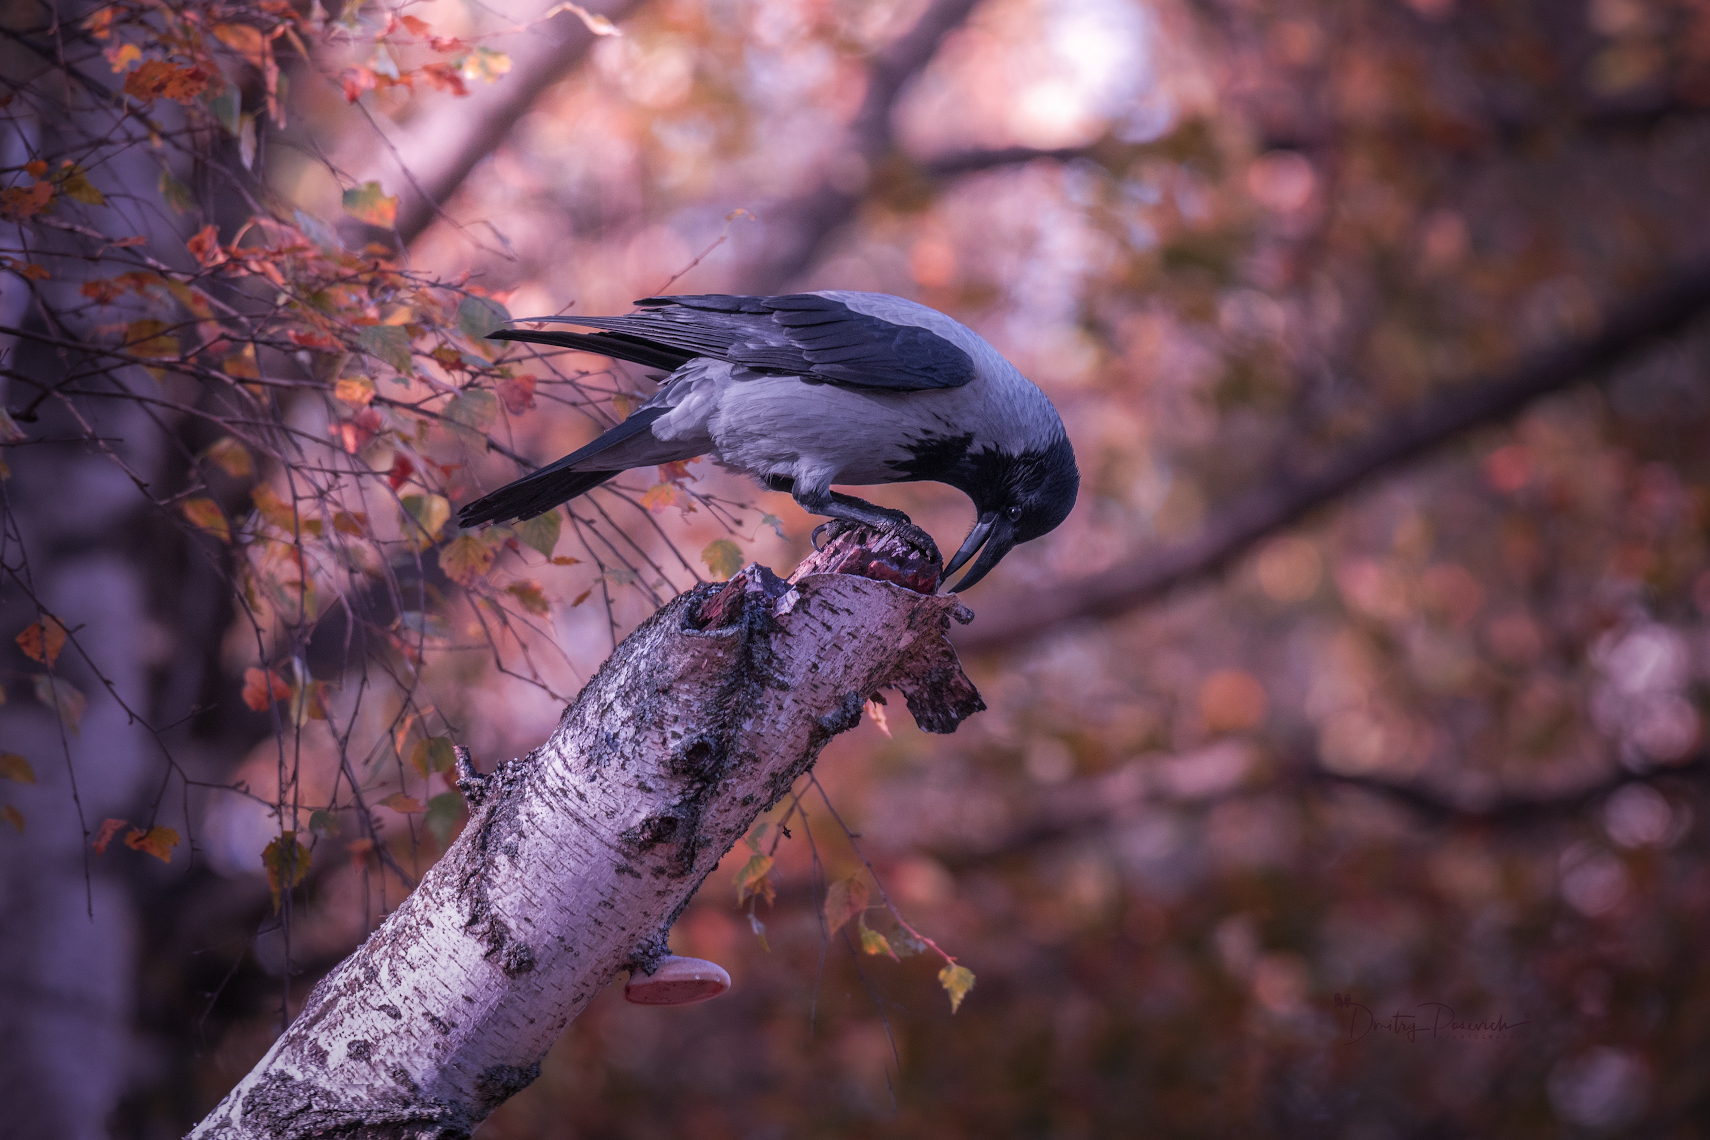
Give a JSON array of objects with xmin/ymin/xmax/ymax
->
[{"xmin": 491, "ymin": 293, "xmax": 977, "ymax": 392}]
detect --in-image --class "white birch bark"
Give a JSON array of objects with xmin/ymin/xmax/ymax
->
[{"xmin": 189, "ymin": 534, "xmax": 982, "ymax": 1140}]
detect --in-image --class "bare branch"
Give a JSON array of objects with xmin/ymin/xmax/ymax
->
[{"xmin": 955, "ymin": 261, "xmax": 1710, "ymax": 653}]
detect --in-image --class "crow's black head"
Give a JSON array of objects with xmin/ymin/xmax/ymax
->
[{"xmin": 941, "ymin": 433, "xmax": 1079, "ymax": 591}]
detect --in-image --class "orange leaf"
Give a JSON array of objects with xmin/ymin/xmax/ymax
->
[
  {"xmin": 186, "ymin": 224, "xmax": 225, "ymax": 267},
  {"xmin": 342, "ymin": 181, "xmax": 398, "ymax": 228},
  {"xmin": 379, "ymin": 792, "xmax": 423, "ymax": 813},
  {"xmin": 657, "ymin": 459, "xmax": 696, "ymax": 483},
  {"xmin": 241, "ymin": 667, "xmax": 291, "ymax": 711},
  {"xmin": 399, "ymin": 14, "xmax": 432, "ymax": 35},
  {"xmin": 212, "ymin": 23, "xmax": 267, "ymax": 68},
  {"xmin": 125, "ymin": 825, "xmax": 179, "ymax": 863},
  {"xmin": 18, "ymin": 263, "xmax": 49, "ymax": 280},
  {"xmin": 823, "ymin": 876, "xmax": 869, "ymax": 935},
  {"xmin": 92, "ymin": 817, "xmax": 128, "ymax": 853},
  {"xmin": 16, "ymin": 615, "xmax": 67, "ymax": 666},
  {"xmin": 206, "ymin": 436, "xmax": 253, "ymax": 477},
  {"xmin": 0, "ymin": 181, "xmax": 53, "ymax": 222},
  {"xmin": 105, "ymin": 43, "xmax": 140, "ymax": 71},
  {"xmin": 123, "ymin": 60, "xmax": 210, "ymax": 104},
  {"xmin": 497, "ymin": 374, "xmax": 536, "ymax": 414},
  {"xmin": 505, "ymin": 579, "xmax": 550, "ymax": 616},
  {"xmin": 333, "ymin": 511, "xmax": 367, "ymax": 535},
  {"xmin": 640, "ymin": 482, "xmax": 691, "ymax": 513},
  {"xmin": 2, "ymin": 804, "xmax": 21, "ymax": 833}
]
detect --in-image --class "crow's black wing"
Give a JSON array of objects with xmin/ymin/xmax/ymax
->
[{"xmin": 491, "ymin": 293, "xmax": 976, "ymax": 391}]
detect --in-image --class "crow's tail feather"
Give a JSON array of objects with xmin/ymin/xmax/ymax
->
[
  {"xmin": 489, "ymin": 328, "xmax": 693, "ymax": 373},
  {"xmin": 460, "ymin": 468, "xmax": 619, "ymax": 526}
]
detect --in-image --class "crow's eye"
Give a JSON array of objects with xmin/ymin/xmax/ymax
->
[{"xmin": 1006, "ymin": 505, "xmax": 1024, "ymax": 522}]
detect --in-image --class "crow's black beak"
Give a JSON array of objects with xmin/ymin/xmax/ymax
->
[{"xmin": 942, "ymin": 512, "xmax": 1016, "ymax": 593}]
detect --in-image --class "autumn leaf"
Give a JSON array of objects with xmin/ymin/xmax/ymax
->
[
  {"xmin": 400, "ymin": 494, "xmax": 450, "ymax": 549},
  {"xmin": 183, "ymin": 497, "xmax": 230, "ymax": 542},
  {"xmin": 125, "ymin": 825, "xmax": 179, "ymax": 863},
  {"xmin": 456, "ymin": 47, "xmax": 512, "ymax": 82},
  {"xmin": 222, "ymin": 343, "xmax": 259, "ymax": 379},
  {"xmin": 857, "ymin": 925, "xmax": 895, "ymax": 958},
  {"xmin": 33, "ymin": 675, "xmax": 84, "ymax": 734},
  {"xmin": 308, "ymin": 809, "xmax": 340, "ymax": 838},
  {"xmin": 387, "ymin": 455, "xmax": 415, "ymax": 490},
  {"xmin": 505, "ymin": 579, "xmax": 550, "ymax": 616},
  {"xmin": 16, "ymin": 615, "xmax": 67, "ymax": 666},
  {"xmin": 543, "ymin": 2, "xmax": 623, "ymax": 36},
  {"xmin": 124, "ymin": 319, "xmax": 177, "ymax": 358},
  {"xmin": 640, "ymin": 482, "xmax": 693, "ymax": 513},
  {"xmin": 865, "ymin": 697, "xmax": 892, "ymax": 738},
  {"xmin": 457, "ymin": 296, "xmax": 510, "ymax": 347},
  {"xmin": 380, "ymin": 792, "xmax": 424, "ymax": 813},
  {"xmin": 497, "ymin": 374, "xmax": 536, "ymax": 414},
  {"xmin": 262, "ymin": 832, "xmax": 310, "ymax": 910},
  {"xmin": 123, "ymin": 60, "xmax": 210, "ymax": 104},
  {"xmin": 0, "ymin": 752, "xmax": 35, "ymax": 784},
  {"xmin": 0, "ymin": 181, "xmax": 53, "ymax": 221},
  {"xmin": 241, "ymin": 667, "xmax": 291, "ymax": 711},
  {"xmin": 514, "ymin": 510, "xmax": 561, "ymax": 557},
  {"xmin": 2, "ymin": 805, "xmax": 22, "ymax": 833},
  {"xmin": 359, "ymin": 324, "xmax": 412, "ymax": 374},
  {"xmin": 186, "ymin": 223, "xmax": 224, "ymax": 266},
  {"xmin": 335, "ymin": 377, "xmax": 375, "ymax": 406},
  {"xmin": 342, "ymin": 181, "xmax": 398, "ymax": 228},
  {"xmin": 206, "ymin": 436, "xmax": 252, "ymax": 477},
  {"xmin": 701, "ymin": 538, "xmax": 744, "ymax": 581},
  {"xmin": 409, "ymin": 736, "xmax": 457, "ymax": 778},
  {"xmin": 333, "ymin": 511, "xmax": 367, "ymax": 536},
  {"xmin": 657, "ymin": 459, "xmax": 696, "ymax": 483},
  {"xmin": 92, "ymin": 817, "xmax": 127, "ymax": 853},
  {"xmin": 105, "ymin": 43, "xmax": 140, "ymax": 71},
  {"xmin": 440, "ymin": 533, "xmax": 497, "ymax": 586},
  {"xmin": 823, "ymin": 876, "xmax": 869, "ymax": 935},
  {"xmin": 159, "ymin": 167, "xmax": 195, "ymax": 213},
  {"xmin": 212, "ymin": 23, "xmax": 267, "ymax": 68},
  {"xmin": 57, "ymin": 162, "xmax": 105, "ymax": 206},
  {"xmin": 734, "ymin": 851, "xmax": 775, "ymax": 905},
  {"xmin": 399, "ymin": 14, "xmax": 433, "ymax": 35},
  {"xmin": 938, "ymin": 963, "xmax": 976, "ymax": 1013},
  {"xmin": 551, "ymin": 555, "xmax": 581, "ymax": 566}
]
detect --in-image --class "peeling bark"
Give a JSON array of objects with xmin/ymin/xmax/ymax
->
[{"xmin": 189, "ymin": 531, "xmax": 983, "ymax": 1140}]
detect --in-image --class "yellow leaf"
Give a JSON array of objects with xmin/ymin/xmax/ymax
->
[
  {"xmin": 438, "ymin": 534, "xmax": 495, "ymax": 586},
  {"xmin": 58, "ymin": 163, "xmax": 105, "ymax": 206},
  {"xmin": 206, "ymin": 436, "xmax": 253, "ymax": 477},
  {"xmin": 124, "ymin": 318, "xmax": 177, "ymax": 358},
  {"xmin": 212, "ymin": 22, "xmax": 266, "ymax": 68},
  {"xmin": 938, "ymin": 963, "xmax": 975, "ymax": 1013},
  {"xmin": 125, "ymin": 825, "xmax": 179, "ymax": 863},
  {"xmin": 334, "ymin": 377, "xmax": 375, "ymax": 406},
  {"xmin": 823, "ymin": 876, "xmax": 868, "ymax": 935},
  {"xmin": 734, "ymin": 852, "xmax": 775, "ymax": 905},
  {"xmin": 380, "ymin": 792, "xmax": 424, "ymax": 813},
  {"xmin": 342, "ymin": 180, "xmax": 398, "ymax": 228},
  {"xmin": 106, "ymin": 43, "xmax": 141, "ymax": 72},
  {"xmin": 182, "ymin": 497, "xmax": 230, "ymax": 542},
  {"xmin": 0, "ymin": 752, "xmax": 35, "ymax": 784},
  {"xmin": 857, "ymin": 925, "xmax": 895, "ymax": 958},
  {"xmin": 222, "ymin": 343, "xmax": 259, "ymax": 379},
  {"xmin": 16, "ymin": 615, "xmax": 67, "ymax": 666},
  {"xmin": 400, "ymin": 494, "xmax": 450, "ymax": 550},
  {"xmin": 701, "ymin": 538, "xmax": 744, "ymax": 581},
  {"xmin": 261, "ymin": 832, "xmax": 310, "ymax": 910}
]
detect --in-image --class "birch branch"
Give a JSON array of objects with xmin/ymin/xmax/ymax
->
[{"xmin": 189, "ymin": 529, "xmax": 982, "ymax": 1140}]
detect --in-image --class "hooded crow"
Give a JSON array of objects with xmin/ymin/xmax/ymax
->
[{"xmin": 458, "ymin": 291, "xmax": 1079, "ymax": 591}]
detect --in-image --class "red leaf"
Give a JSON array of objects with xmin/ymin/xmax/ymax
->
[
  {"xmin": 92, "ymin": 818, "xmax": 128, "ymax": 853},
  {"xmin": 15, "ymin": 615, "xmax": 67, "ymax": 666},
  {"xmin": 497, "ymin": 374, "xmax": 536, "ymax": 414},
  {"xmin": 241, "ymin": 667, "xmax": 291, "ymax": 711},
  {"xmin": 387, "ymin": 455, "xmax": 415, "ymax": 490}
]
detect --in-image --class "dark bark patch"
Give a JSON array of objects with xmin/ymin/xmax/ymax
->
[
  {"xmin": 347, "ymin": 1039, "xmax": 372, "ymax": 1061},
  {"xmin": 473, "ymin": 1062, "xmax": 541, "ymax": 1112}
]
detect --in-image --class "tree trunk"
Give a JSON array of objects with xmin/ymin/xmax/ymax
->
[{"xmin": 189, "ymin": 532, "xmax": 982, "ymax": 1140}]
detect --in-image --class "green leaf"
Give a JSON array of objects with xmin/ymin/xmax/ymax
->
[
  {"xmin": 444, "ymin": 389, "xmax": 497, "ymax": 435},
  {"xmin": 342, "ymin": 180, "xmax": 398, "ymax": 228},
  {"xmin": 359, "ymin": 325, "xmax": 413, "ymax": 375},
  {"xmin": 205, "ymin": 86, "xmax": 241, "ymax": 135},
  {"xmin": 734, "ymin": 852, "xmax": 774, "ymax": 905},
  {"xmin": 457, "ymin": 296, "xmax": 510, "ymax": 345},
  {"xmin": 759, "ymin": 512, "xmax": 787, "ymax": 539},
  {"xmin": 159, "ymin": 168, "xmax": 196, "ymax": 214},
  {"xmin": 308, "ymin": 809, "xmax": 340, "ymax": 838},
  {"xmin": 425, "ymin": 789, "xmax": 464, "ymax": 847},
  {"xmin": 744, "ymin": 821, "xmax": 769, "ymax": 852},
  {"xmin": 410, "ymin": 736, "xmax": 457, "ymax": 777},
  {"xmin": 701, "ymin": 538, "xmax": 743, "ymax": 581},
  {"xmin": 59, "ymin": 164, "xmax": 105, "ymax": 206},
  {"xmin": 262, "ymin": 831, "xmax": 310, "ymax": 911},
  {"xmin": 938, "ymin": 963, "xmax": 975, "ymax": 1013},
  {"xmin": 514, "ymin": 509, "xmax": 561, "ymax": 557},
  {"xmin": 293, "ymin": 208, "xmax": 342, "ymax": 253},
  {"xmin": 33, "ymin": 675, "xmax": 85, "ymax": 734}
]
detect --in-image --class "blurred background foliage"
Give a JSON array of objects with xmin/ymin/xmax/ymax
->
[{"xmin": 4, "ymin": 0, "xmax": 1710, "ymax": 1135}]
